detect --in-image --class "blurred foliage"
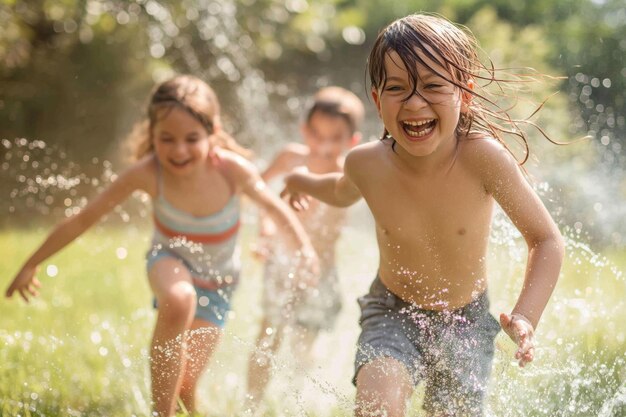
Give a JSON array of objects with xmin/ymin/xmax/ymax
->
[
  {"xmin": 0, "ymin": 0, "xmax": 155, "ymax": 161},
  {"xmin": 1, "ymin": 0, "xmax": 624, "ymax": 144},
  {"xmin": 0, "ymin": 0, "xmax": 624, "ymax": 244}
]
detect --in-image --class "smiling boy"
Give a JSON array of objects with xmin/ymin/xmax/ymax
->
[{"xmin": 281, "ymin": 15, "xmax": 564, "ymax": 417}]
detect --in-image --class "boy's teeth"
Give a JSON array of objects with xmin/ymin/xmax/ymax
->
[
  {"xmin": 403, "ymin": 119, "xmax": 436, "ymax": 137},
  {"xmin": 404, "ymin": 119, "xmax": 434, "ymax": 127}
]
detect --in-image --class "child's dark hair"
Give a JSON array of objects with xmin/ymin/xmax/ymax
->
[
  {"xmin": 130, "ymin": 75, "xmax": 251, "ymax": 159},
  {"xmin": 368, "ymin": 13, "xmax": 558, "ymax": 164},
  {"xmin": 306, "ymin": 87, "xmax": 364, "ymax": 135}
]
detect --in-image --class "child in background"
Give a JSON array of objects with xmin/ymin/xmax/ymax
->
[
  {"xmin": 246, "ymin": 86, "xmax": 364, "ymax": 408},
  {"xmin": 281, "ymin": 14, "xmax": 564, "ymax": 417},
  {"xmin": 5, "ymin": 75, "xmax": 318, "ymax": 417}
]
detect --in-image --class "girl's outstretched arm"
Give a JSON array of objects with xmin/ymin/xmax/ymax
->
[
  {"xmin": 5, "ymin": 158, "xmax": 153, "ymax": 301},
  {"xmin": 219, "ymin": 151, "xmax": 320, "ymax": 283},
  {"xmin": 469, "ymin": 138, "xmax": 565, "ymax": 367},
  {"xmin": 281, "ymin": 150, "xmax": 363, "ymax": 210},
  {"xmin": 253, "ymin": 144, "xmax": 306, "ymax": 259}
]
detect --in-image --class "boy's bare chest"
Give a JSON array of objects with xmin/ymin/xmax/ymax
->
[{"xmin": 362, "ymin": 172, "xmax": 491, "ymax": 240}]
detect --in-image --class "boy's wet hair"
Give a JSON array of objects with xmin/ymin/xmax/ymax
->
[
  {"xmin": 306, "ymin": 87, "xmax": 364, "ymax": 135},
  {"xmin": 131, "ymin": 75, "xmax": 250, "ymax": 159},
  {"xmin": 368, "ymin": 13, "xmax": 559, "ymax": 164}
]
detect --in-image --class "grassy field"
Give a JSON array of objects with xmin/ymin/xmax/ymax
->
[{"xmin": 1, "ymin": 216, "xmax": 625, "ymax": 417}]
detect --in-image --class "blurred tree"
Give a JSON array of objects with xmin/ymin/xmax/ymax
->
[{"xmin": 0, "ymin": 0, "xmax": 155, "ymax": 161}]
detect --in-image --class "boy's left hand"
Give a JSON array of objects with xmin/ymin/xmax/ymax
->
[
  {"xmin": 280, "ymin": 168, "xmax": 312, "ymax": 212},
  {"xmin": 499, "ymin": 313, "xmax": 535, "ymax": 368},
  {"xmin": 280, "ymin": 187, "xmax": 311, "ymax": 211}
]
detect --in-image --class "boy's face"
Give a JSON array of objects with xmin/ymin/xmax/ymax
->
[
  {"xmin": 371, "ymin": 48, "xmax": 467, "ymax": 159},
  {"xmin": 302, "ymin": 111, "xmax": 355, "ymax": 160}
]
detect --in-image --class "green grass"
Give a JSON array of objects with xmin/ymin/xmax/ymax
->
[{"xmin": 1, "ymin": 222, "xmax": 624, "ymax": 416}]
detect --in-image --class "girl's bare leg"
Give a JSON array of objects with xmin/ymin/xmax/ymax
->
[
  {"xmin": 179, "ymin": 319, "xmax": 223, "ymax": 413},
  {"xmin": 355, "ymin": 357, "xmax": 413, "ymax": 417},
  {"xmin": 148, "ymin": 258, "xmax": 197, "ymax": 417}
]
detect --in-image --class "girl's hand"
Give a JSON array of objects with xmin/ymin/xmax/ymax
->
[
  {"xmin": 500, "ymin": 313, "xmax": 535, "ymax": 367},
  {"xmin": 252, "ymin": 216, "xmax": 276, "ymax": 260},
  {"xmin": 6, "ymin": 265, "xmax": 41, "ymax": 302},
  {"xmin": 251, "ymin": 239, "xmax": 271, "ymax": 261}
]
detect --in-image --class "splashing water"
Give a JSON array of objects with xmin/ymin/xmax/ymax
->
[
  {"xmin": 2, "ymin": 198, "xmax": 624, "ymax": 416},
  {"xmin": 1, "ymin": 3, "xmax": 625, "ymax": 417}
]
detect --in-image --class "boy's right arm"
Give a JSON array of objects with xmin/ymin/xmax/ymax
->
[
  {"xmin": 5, "ymin": 160, "xmax": 152, "ymax": 301},
  {"xmin": 281, "ymin": 151, "xmax": 362, "ymax": 210}
]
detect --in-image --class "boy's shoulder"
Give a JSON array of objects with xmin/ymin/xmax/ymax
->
[
  {"xmin": 283, "ymin": 142, "xmax": 309, "ymax": 156},
  {"xmin": 346, "ymin": 140, "xmax": 388, "ymax": 164},
  {"xmin": 457, "ymin": 135, "xmax": 522, "ymax": 183},
  {"xmin": 349, "ymin": 139, "xmax": 386, "ymax": 156},
  {"xmin": 344, "ymin": 140, "xmax": 388, "ymax": 181},
  {"xmin": 265, "ymin": 142, "xmax": 309, "ymax": 172},
  {"xmin": 459, "ymin": 135, "xmax": 516, "ymax": 166},
  {"xmin": 279, "ymin": 142, "xmax": 310, "ymax": 163}
]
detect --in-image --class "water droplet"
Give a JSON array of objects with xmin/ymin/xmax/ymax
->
[
  {"xmin": 115, "ymin": 247, "xmax": 128, "ymax": 260},
  {"xmin": 46, "ymin": 265, "xmax": 58, "ymax": 277},
  {"xmin": 90, "ymin": 331, "xmax": 102, "ymax": 345},
  {"xmin": 342, "ymin": 26, "xmax": 366, "ymax": 45}
]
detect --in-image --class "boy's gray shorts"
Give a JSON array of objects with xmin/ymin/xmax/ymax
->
[
  {"xmin": 354, "ymin": 275, "xmax": 501, "ymax": 416},
  {"xmin": 261, "ymin": 258, "xmax": 342, "ymax": 332}
]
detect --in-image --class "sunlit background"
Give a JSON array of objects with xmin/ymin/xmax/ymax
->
[{"xmin": 0, "ymin": 1, "xmax": 624, "ymax": 416}]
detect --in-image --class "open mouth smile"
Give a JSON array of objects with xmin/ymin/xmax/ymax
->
[
  {"xmin": 169, "ymin": 159, "xmax": 192, "ymax": 167},
  {"xmin": 402, "ymin": 119, "xmax": 437, "ymax": 138}
]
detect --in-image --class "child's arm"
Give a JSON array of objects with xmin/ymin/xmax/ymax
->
[
  {"xmin": 221, "ymin": 152, "xmax": 319, "ymax": 283},
  {"xmin": 281, "ymin": 150, "xmax": 363, "ymax": 210},
  {"xmin": 254, "ymin": 145, "xmax": 304, "ymax": 258},
  {"xmin": 472, "ymin": 139, "xmax": 565, "ymax": 367},
  {"xmin": 5, "ymin": 160, "xmax": 152, "ymax": 302}
]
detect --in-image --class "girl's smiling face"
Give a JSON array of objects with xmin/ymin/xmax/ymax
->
[
  {"xmin": 152, "ymin": 106, "xmax": 212, "ymax": 175},
  {"xmin": 372, "ymin": 49, "xmax": 467, "ymax": 159}
]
